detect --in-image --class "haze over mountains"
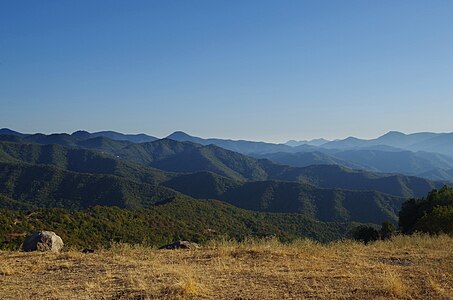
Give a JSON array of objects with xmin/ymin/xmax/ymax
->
[
  {"xmin": 1, "ymin": 128, "xmax": 452, "ymax": 182},
  {"xmin": 166, "ymin": 129, "xmax": 453, "ymax": 181}
]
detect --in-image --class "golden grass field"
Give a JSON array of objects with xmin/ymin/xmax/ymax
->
[{"xmin": 0, "ymin": 234, "xmax": 452, "ymax": 299}]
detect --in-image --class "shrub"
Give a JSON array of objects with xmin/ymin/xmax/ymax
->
[
  {"xmin": 380, "ymin": 221, "xmax": 395, "ymax": 240},
  {"xmin": 352, "ymin": 225, "xmax": 380, "ymax": 244}
]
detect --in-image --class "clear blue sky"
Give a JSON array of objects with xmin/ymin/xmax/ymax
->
[{"xmin": 1, "ymin": 1, "xmax": 452, "ymax": 142}]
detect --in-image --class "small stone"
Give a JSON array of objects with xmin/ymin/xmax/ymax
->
[{"xmin": 159, "ymin": 240, "xmax": 200, "ymax": 250}]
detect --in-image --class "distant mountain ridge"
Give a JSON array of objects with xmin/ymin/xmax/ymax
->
[
  {"xmin": 0, "ymin": 128, "xmax": 157, "ymax": 144},
  {"xmin": 285, "ymin": 138, "xmax": 329, "ymax": 147},
  {"xmin": 73, "ymin": 130, "xmax": 157, "ymax": 143},
  {"xmin": 1, "ymin": 128, "xmax": 452, "ymax": 181},
  {"xmin": 0, "ymin": 137, "xmax": 442, "ymax": 199},
  {"xmin": 166, "ymin": 131, "xmax": 293, "ymax": 154},
  {"xmin": 3, "ymin": 128, "xmax": 450, "ymax": 154},
  {"xmin": 255, "ymin": 149, "xmax": 453, "ymax": 181},
  {"xmin": 320, "ymin": 131, "xmax": 452, "ymax": 154}
]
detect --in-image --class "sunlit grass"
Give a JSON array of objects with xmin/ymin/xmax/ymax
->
[{"xmin": 0, "ymin": 234, "xmax": 452, "ymax": 299}]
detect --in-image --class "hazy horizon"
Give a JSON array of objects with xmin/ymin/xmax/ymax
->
[
  {"xmin": 2, "ymin": 126, "xmax": 452, "ymax": 144},
  {"xmin": 1, "ymin": 1, "xmax": 452, "ymax": 142}
]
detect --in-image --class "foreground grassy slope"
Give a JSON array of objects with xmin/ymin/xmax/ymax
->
[
  {"xmin": 0, "ymin": 197, "xmax": 351, "ymax": 250},
  {"xmin": 0, "ymin": 235, "xmax": 451, "ymax": 299}
]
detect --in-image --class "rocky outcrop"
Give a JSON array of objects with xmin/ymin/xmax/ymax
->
[{"xmin": 21, "ymin": 231, "xmax": 64, "ymax": 253}]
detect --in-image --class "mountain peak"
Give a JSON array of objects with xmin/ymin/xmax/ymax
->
[
  {"xmin": 381, "ymin": 131, "xmax": 406, "ymax": 137},
  {"xmin": 344, "ymin": 136, "xmax": 361, "ymax": 141},
  {"xmin": 0, "ymin": 128, "xmax": 27, "ymax": 137},
  {"xmin": 167, "ymin": 131, "xmax": 193, "ymax": 139},
  {"xmin": 71, "ymin": 130, "xmax": 91, "ymax": 139}
]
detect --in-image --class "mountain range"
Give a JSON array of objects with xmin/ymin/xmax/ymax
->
[
  {"xmin": 1, "ymin": 127, "xmax": 450, "ymax": 246},
  {"xmin": 0, "ymin": 128, "xmax": 447, "ymax": 229},
  {"xmin": 3, "ymin": 128, "xmax": 452, "ymax": 180},
  {"xmin": 163, "ymin": 130, "xmax": 453, "ymax": 181}
]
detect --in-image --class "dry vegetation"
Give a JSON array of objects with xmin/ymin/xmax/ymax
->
[{"xmin": 0, "ymin": 234, "xmax": 452, "ymax": 299}]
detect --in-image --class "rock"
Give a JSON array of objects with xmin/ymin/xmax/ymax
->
[
  {"xmin": 159, "ymin": 240, "xmax": 200, "ymax": 250},
  {"xmin": 21, "ymin": 231, "xmax": 64, "ymax": 253}
]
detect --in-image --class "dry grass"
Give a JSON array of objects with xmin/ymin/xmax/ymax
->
[{"xmin": 0, "ymin": 234, "xmax": 452, "ymax": 299}]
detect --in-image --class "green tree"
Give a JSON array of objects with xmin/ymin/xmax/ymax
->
[
  {"xmin": 414, "ymin": 206, "xmax": 453, "ymax": 234},
  {"xmin": 399, "ymin": 186, "xmax": 453, "ymax": 235}
]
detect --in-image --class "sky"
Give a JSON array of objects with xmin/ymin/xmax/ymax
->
[{"xmin": 1, "ymin": 1, "xmax": 453, "ymax": 143}]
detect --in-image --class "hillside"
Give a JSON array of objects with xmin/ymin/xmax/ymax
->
[
  {"xmin": 112, "ymin": 140, "xmax": 441, "ymax": 198},
  {"xmin": 164, "ymin": 172, "xmax": 405, "ymax": 224},
  {"xmin": 287, "ymin": 165, "xmax": 440, "ymax": 198},
  {"xmin": 0, "ymin": 140, "xmax": 441, "ymax": 214},
  {"xmin": 256, "ymin": 149, "xmax": 453, "ymax": 181},
  {"xmin": 0, "ymin": 140, "xmax": 171, "ymax": 183},
  {"xmin": 252, "ymin": 151, "xmax": 361, "ymax": 168},
  {"xmin": 0, "ymin": 197, "xmax": 351, "ymax": 250},
  {"xmin": 0, "ymin": 162, "xmax": 178, "ymax": 209},
  {"xmin": 334, "ymin": 149, "xmax": 453, "ymax": 179}
]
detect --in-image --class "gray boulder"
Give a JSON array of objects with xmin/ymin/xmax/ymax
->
[
  {"xmin": 159, "ymin": 240, "xmax": 200, "ymax": 250},
  {"xmin": 22, "ymin": 231, "xmax": 64, "ymax": 253}
]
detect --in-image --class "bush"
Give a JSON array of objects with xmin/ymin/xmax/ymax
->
[
  {"xmin": 380, "ymin": 221, "xmax": 395, "ymax": 240},
  {"xmin": 352, "ymin": 225, "xmax": 380, "ymax": 244}
]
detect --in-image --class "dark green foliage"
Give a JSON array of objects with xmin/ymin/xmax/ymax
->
[
  {"xmin": 0, "ymin": 162, "xmax": 178, "ymax": 209},
  {"xmin": 380, "ymin": 221, "xmax": 395, "ymax": 240},
  {"xmin": 0, "ymin": 137, "xmax": 443, "ymax": 244},
  {"xmin": 289, "ymin": 165, "xmax": 440, "ymax": 198},
  {"xmin": 0, "ymin": 141, "xmax": 170, "ymax": 183},
  {"xmin": 0, "ymin": 139, "xmax": 441, "ymax": 199},
  {"xmin": 120, "ymin": 140, "xmax": 270, "ymax": 181},
  {"xmin": 76, "ymin": 137, "xmax": 133, "ymax": 153},
  {"xmin": 0, "ymin": 198, "xmax": 351, "ymax": 250},
  {"xmin": 0, "ymin": 140, "xmax": 407, "ymax": 224},
  {"xmin": 163, "ymin": 171, "xmax": 242, "ymax": 199},
  {"xmin": 223, "ymin": 181, "xmax": 405, "ymax": 224},
  {"xmin": 399, "ymin": 186, "xmax": 453, "ymax": 234},
  {"xmin": 164, "ymin": 172, "xmax": 405, "ymax": 224},
  {"xmin": 352, "ymin": 225, "xmax": 380, "ymax": 244},
  {"xmin": 414, "ymin": 206, "xmax": 453, "ymax": 234}
]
